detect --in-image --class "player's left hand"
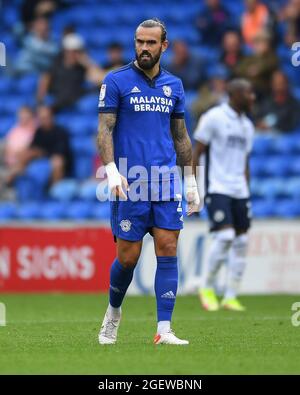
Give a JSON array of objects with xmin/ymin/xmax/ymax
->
[{"xmin": 184, "ymin": 175, "xmax": 202, "ymax": 216}]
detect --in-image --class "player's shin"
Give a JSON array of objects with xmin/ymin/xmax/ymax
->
[
  {"xmin": 205, "ymin": 228, "xmax": 235, "ymax": 288},
  {"xmin": 225, "ymin": 234, "xmax": 248, "ymax": 300},
  {"xmin": 154, "ymin": 256, "xmax": 178, "ymax": 334},
  {"xmin": 109, "ymin": 258, "xmax": 135, "ymax": 317}
]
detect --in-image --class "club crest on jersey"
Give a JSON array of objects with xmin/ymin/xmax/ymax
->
[
  {"xmin": 99, "ymin": 84, "xmax": 106, "ymax": 100},
  {"xmin": 120, "ymin": 219, "xmax": 131, "ymax": 232},
  {"xmin": 163, "ymin": 85, "xmax": 172, "ymax": 97}
]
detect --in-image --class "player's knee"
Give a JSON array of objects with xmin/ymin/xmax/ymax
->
[
  {"xmin": 117, "ymin": 249, "xmax": 140, "ymax": 269},
  {"xmin": 233, "ymin": 233, "xmax": 248, "ymax": 257},
  {"xmin": 215, "ymin": 228, "xmax": 235, "ymax": 250},
  {"xmin": 156, "ymin": 239, "xmax": 177, "ymax": 256}
]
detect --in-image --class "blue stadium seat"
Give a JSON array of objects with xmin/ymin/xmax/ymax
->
[
  {"xmin": 39, "ymin": 201, "xmax": 67, "ymax": 220},
  {"xmin": 250, "ymin": 178, "xmax": 285, "ymax": 199},
  {"xmin": 65, "ymin": 201, "xmax": 93, "ymax": 220},
  {"xmin": 17, "ymin": 202, "xmax": 41, "ymax": 220},
  {"xmin": 75, "ymin": 94, "xmax": 99, "ymax": 114},
  {"xmin": 249, "ymin": 156, "xmax": 265, "ymax": 177},
  {"xmin": 0, "ymin": 202, "xmax": 17, "ymax": 221},
  {"xmin": 14, "ymin": 74, "xmax": 39, "ymax": 94},
  {"xmin": 0, "ymin": 116, "xmax": 15, "ymax": 138},
  {"xmin": 270, "ymin": 135, "xmax": 296, "ymax": 155},
  {"xmin": 2, "ymin": 95, "xmax": 28, "ymax": 114},
  {"xmin": 261, "ymin": 156, "xmax": 290, "ymax": 177},
  {"xmin": 49, "ymin": 179, "xmax": 78, "ymax": 201},
  {"xmin": 273, "ymin": 199, "xmax": 300, "ymax": 218},
  {"xmin": 0, "ymin": 77, "xmax": 12, "ymax": 94},
  {"xmin": 252, "ymin": 135, "xmax": 274, "ymax": 156},
  {"xmin": 288, "ymin": 157, "xmax": 300, "ymax": 176},
  {"xmin": 92, "ymin": 202, "xmax": 111, "ymax": 220},
  {"xmin": 251, "ymin": 199, "xmax": 276, "ymax": 218},
  {"xmin": 14, "ymin": 159, "xmax": 52, "ymax": 201},
  {"xmin": 285, "ymin": 178, "xmax": 300, "ymax": 199},
  {"xmin": 72, "ymin": 155, "xmax": 94, "ymax": 180},
  {"xmin": 78, "ymin": 180, "xmax": 98, "ymax": 201},
  {"xmin": 67, "ymin": 115, "xmax": 97, "ymax": 136}
]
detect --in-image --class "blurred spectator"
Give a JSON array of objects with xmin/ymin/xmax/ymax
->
[
  {"xmin": 37, "ymin": 33, "xmax": 104, "ymax": 111},
  {"xmin": 191, "ymin": 65, "xmax": 228, "ymax": 119},
  {"xmin": 167, "ymin": 40, "xmax": 206, "ymax": 90},
  {"xmin": 254, "ymin": 70, "xmax": 300, "ymax": 132},
  {"xmin": 196, "ymin": 0, "xmax": 232, "ymax": 47},
  {"xmin": 103, "ymin": 43, "xmax": 126, "ymax": 71},
  {"xmin": 4, "ymin": 106, "xmax": 37, "ymax": 167},
  {"xmin": 234, "ymin": 31, "xmax": 278, "ymax": 98},
  {"xmin": 220, "ymin": 30, "xmax": 245, "ymax": 77},
  {"xmin": 279, "ymin": 0, "xmax": 300, "ymax": 41},
  {"xmin": 7, "ymin": 106, "xmax": 71, "ymax": 185},
  {"xmin": 21, "ymin": 0, "xmax": 61, "ymax": 27},
  {"xmin": 241, "ymin": 0, "xmax": 270, "ymax": 47},
  {"xmin": 14, "ymin": 17, "xmax": 59, "ymax": 74}
]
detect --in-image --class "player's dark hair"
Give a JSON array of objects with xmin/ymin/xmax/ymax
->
[{"xmin": 136, "ymin": 18, "xmax": 167, "ymax": 42}]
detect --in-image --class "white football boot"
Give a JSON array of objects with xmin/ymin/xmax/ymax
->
[
  {"xmin": 98, "ymin": 308, "xmax": 121, "ymax": 345},
  {"xmin": 154, "ymin": 330, "xmax": 189, "ymax": 345}
]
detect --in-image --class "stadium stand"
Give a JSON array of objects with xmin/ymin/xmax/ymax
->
[{"xmin": 0, "ymin": 0, "xmax": 299, "ymax": 221}]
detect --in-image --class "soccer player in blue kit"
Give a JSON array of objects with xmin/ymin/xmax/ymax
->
[{"xmin": 97, "ymin": 19, "xmax": 201, "ymax": 345}]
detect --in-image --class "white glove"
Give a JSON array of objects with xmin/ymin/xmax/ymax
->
[
  {"xmin": 184, "ymin": 174, "xmax": 202, "ymax": 215},
  {"xmin": 105, "ymin": 162, "xmax": 128, "ymax": 200}
]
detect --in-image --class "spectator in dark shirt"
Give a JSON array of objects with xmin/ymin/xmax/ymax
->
[
  {"xmin": 103, "ymin": 42, "xmax": 126, "ymax": 72},
  {"xmin": 7, "ymin": 106, "xmax": 71, "ymax": 185},
  {"xmin": 167, "ymin": 40, "xmax": 205, "ymax": 90},
  {"xmin": 197, "ymin": 0, "xmax": 232, "ymax": 47},
  {"xmin": 220, "ymin": 30, "xmax": 245, "ymax": 78},
  {"xmin": 254, "ymin": 70, "xmax": 300, "ymax": 133},
  {"xmin": 37, "ymin": 33, "xmax": 104, "ymax": 111}
]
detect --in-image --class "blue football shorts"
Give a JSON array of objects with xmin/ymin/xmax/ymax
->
[{"xmin": 110, "ymin": 180, "xmax": 183, "ymax": 241}]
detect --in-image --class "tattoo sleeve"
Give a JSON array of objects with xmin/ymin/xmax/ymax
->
[
  {"xmin": 97, "ymin": 113, "xmax": 117, "ymax": 165},
  {"xmin": 170, "ymin": 117, "xmax": 193, "ymax": 170}
]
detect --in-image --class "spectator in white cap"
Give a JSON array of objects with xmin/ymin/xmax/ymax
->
[{"xmin": 37, "ymin": 32, "xmax": 104, "ymax": 111}]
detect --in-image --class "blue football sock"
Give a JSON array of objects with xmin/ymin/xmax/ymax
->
[
  {"xmin": 109, "ymin": 258, "xmax": 135, "ymax": 308},
  {"xmin": 155, "ymin": 256, "xmax": 178, "ymax": 322}
]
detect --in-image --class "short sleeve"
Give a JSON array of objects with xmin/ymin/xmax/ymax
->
[
  {"xmin": 193, "ymin": 111, "xmax": 214, "ymax": 145},
  {"xmin": 171, "ymin": 79, "xmax": 185, "ymax": 119},
  {"xmin": 98, "ymin": 73, "xmax": 120, "ymax": 113}
]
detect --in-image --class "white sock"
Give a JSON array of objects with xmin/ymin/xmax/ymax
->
[
  {"xmin": 107, "ymin": 304, "xmax": 121, "ymax": 320},
  {"xmin": 225, "ymin": 234, "xmax": 248, "ymax": 300},
  {"xmin": 157, "ymin": 320, "xmax": 170, "ymax": 334},
  {"xmin": 204, "ymin": 229, "xmax": 234, "ymax": 288}
]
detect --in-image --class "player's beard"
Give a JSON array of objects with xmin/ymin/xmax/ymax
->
[{"xmin": 135, "ymin": 47, "xmax": 162, "ymax": 70}]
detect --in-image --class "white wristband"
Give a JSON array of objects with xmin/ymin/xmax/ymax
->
[
  {"xmin": 105, "ymin": 162, "xmax": 122, "ymax": 191},
  {"xmin": 184, "ymin": 174, "xmax": 200, "ymax": 204}
]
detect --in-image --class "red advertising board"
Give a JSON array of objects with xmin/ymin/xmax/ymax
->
[{"xmin": 0, "ymin": 226, "xmax": 115, "ymax": 292}]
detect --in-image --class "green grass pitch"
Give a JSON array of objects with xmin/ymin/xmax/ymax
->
[{"xmin": 0, "ymin": 294, "xmax": 300, "ymax": 374}]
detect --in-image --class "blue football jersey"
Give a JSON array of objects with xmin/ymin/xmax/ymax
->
[{"xmin": 98, "ymin": 62, "xmax": 185, "ymax": 183}]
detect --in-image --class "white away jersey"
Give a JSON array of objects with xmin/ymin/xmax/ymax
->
[{"xmin": 194, "ymin": 103, "xmax": 255, "ymax": 199}]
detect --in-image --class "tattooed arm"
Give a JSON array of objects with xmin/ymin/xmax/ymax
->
[
  {"xmin": 97, "ymin": 113, "xmax": 128, "ymax": 199},
  {"xmin": 97, "ymin": 113, "xmax": 116, "ymax": 165},
  {"xmin": 170, "ymin": 117, "xmax": 201, "ymax": 214},
  {"xmin": 170, "ymin": 117, "xmax": 193, "ymax": 171}
]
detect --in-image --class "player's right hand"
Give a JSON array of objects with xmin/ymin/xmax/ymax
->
[
  {"xmin": 105, "ymin": 162, "xmax": 129, "ymax": 200},
  {"xmin": 111, "ymin": 175, "xmax": 129, "ymax": 200}
]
